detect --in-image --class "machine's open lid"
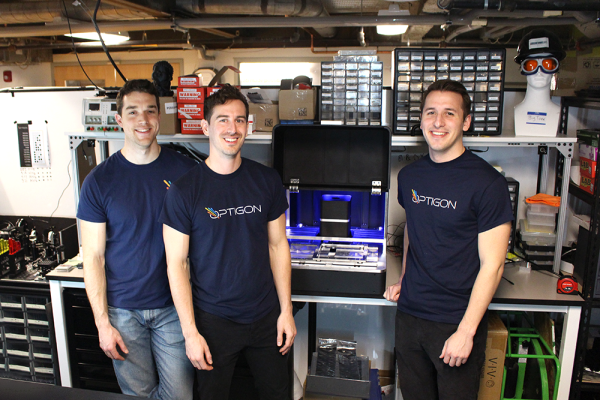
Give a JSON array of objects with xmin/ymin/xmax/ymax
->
[{"xmin": 272, "ymin": 125, "xmax": 391, "ymax": 192}]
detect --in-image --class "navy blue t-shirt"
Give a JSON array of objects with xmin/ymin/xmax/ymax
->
[
  {"xmin": 159, "ymin": 158, "xmax": 289, "ymax": 324},
  {"xmin": 77, "ymin": 147, "xmax": 197, "ymax": 310},
  {"xmin": 397, "ymin": 150, "xmax": 513, "ymax": 324}
]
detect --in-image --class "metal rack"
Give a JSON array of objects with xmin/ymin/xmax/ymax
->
[
  {"xmin": 391, "ymin": 132, "xmax": 575, "ymax": 274},
  {"xmin": 67, "ymin": 129, "xmax": 578, "ymax": 397},
  {"xmin": 69, "ymin": 130, "xmax": 576, "ymax": 275},
  {"xmin": 560, "ymin": 97, "xmax": 600, "ymax": 400}
]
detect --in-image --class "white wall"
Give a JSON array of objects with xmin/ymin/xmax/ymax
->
[
  {"xmin": 0, "ymin": 63, "xmax": 53, "ymax": 89},
  {"xmin": 0, "ymin": 89, "xmax": 95, "ymax": 218}
]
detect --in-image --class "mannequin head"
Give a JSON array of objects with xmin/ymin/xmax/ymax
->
[
  {"xmin": 525, "ymin": 59, "xmax": 554, "ymax": 89},
  {"xmin": 515, "ymin": 29, "xmax": 564, "ymax": 92}
]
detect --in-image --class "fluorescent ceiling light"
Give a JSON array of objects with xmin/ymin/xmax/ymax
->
[
  {"xmin": 377, "ymin": 4, "xmax": 409, "ymax": 36},
  {"xmin": 65, "ymin": 32, "xmax": 130, "ymax": 44},
  {"xmin": 377, "ymin": 25, "xmax": 409, "ymax": 35}
]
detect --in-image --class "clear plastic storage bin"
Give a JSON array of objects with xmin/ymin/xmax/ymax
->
[
  {"xmin": 526, "ymin": 203, "xmax": 559, "ymax": 214},
  {"xmin": 520, "ymin": 219, "xmax": 556, "ymax": 237},
  {"xmin": 526, "ymin": 211, "xmax": 556, "ymax": 226}
]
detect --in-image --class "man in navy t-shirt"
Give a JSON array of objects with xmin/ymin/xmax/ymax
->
[
  {"xmin": 160, "ymin": 84, "xmax": 296, "ymax": 400},
  {"xmin": 77, "ymin": 79, "xmax": 196, "ymax": 399},
  {"xmin": 384, "ymin": 80, "xmax": 513, "ymax": 400}
]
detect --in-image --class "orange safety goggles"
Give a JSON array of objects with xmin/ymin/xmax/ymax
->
[{"xmin": 520, "ymin": 57, "xmax": 559, "ymax": 75}]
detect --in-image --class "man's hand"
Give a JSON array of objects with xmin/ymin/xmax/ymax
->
[
  {"xmin": 98, "ymin": 321, "xmax": 128, "ymax": 361},
  {"xmin": 277, "ymin": 310, "xmax": 296, "ymax": 355},
  {"xmin": 439, "ymin": 329, "xmax": 474, "ymax": 367},
  {"xmin": 185, "ymin": 331, "xmax": 213, "ymax": 370},
  {"xmin": 384, "ymin": 282, "xmax": 402, "ymax": 302}
]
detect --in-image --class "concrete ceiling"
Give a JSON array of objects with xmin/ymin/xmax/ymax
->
[{"xmin": 0, "ymin": 0, "xmax": 599, "ymax": 56}]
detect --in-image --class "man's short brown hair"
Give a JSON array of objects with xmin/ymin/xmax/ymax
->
[
  {"xmin": 421, "ymin": 80, "xmax": 471, "ymax": 120},
  {"xmin": 204, "ymin": 84, "xmax": 249, "ymax": 122},
  {"xmin": 116, "ymin": 79, "xmax": 160, "ymax": 115}
]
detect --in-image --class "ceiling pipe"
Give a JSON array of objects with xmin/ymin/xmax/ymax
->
[
  {"xmin": 177, "ymin": 0, "xmax": 337, "ymax": 38},
  {"xmin": 438, "ymin": 0, "xmax": 600, "ymax": 12},
  {"xmin": 453, "ymin": 9, "xmax": 596, "ymax": 24},
  {"xmin": 310, "ymin": 34, "xmax": 337, "ymax": 54},
  {"xmin": 0, "ymin": 40, "xmax": 195, "ymax": 50},
  {"xmin": 0, "ymin": 37, "xmax": 516, "ymax": 52},
  {"xmin": 445, "ymin": 25, "xmax": 483, "ymax": 41},
  {"xmin": 483, "ymin": 26, "xmax": 523, "ymax": 40},
  {"xmin": 0, "ymin": 15, "xmax": 580, "ymax": 39}
]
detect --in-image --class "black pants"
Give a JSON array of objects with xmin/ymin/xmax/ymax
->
[
  {"xmin": 194, "ymin": 306, "xmax": 290, "ymax": 400},
  {"xmin": 395, "ymin": 310, "xmax": 488, "ymax": 400}
]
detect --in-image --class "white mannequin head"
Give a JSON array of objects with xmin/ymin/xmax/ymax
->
[{"xmin": 526, "ymin": 66, "xmax": 553, "ymax": 89}]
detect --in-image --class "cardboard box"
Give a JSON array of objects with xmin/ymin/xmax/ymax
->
[
  {"xmin": 178, "ymin": 75, "xmax": 202, "ymax": 87},
  {"xmin": 478, "ymin": 312, "xmax": 508, "ymax": 400},
  {"xmin": 181, "ymin": 119, "xmax": 204, "ymax": 135},
  {"xmin": 279, "ymin": 89, "xmax": 317, "ymax": 120},
  {"xmin": 577, "ymin": 56, "xmax": 600, "ymax": 91},
  {"xmin": 581, "ymin": 175, "xmax": 595, "ymax": 194},
  {"xmin": 249, "ymin": 103, "xmax": 279, "ymax": 132},
  {"xmin": 159, "ymin": 97, "xmax": 180, "ymax": 134},
  {"xmin": 177, "ymin": 103, "xmax": 204, "ymax": 120},
  {"xmin": 305, "ymin": 352, "xmax": 370, "ymax": 399},
  {"xmin": 552, "ymin": 54, "xmax": 600, "ymax": 96},
  {"xmin": 579, "ymin": 143, "xmax": 598, "ymax": 162},
  {"xmin": 206, "ymin": 86, "xmax": 221, "ymax": 98},
  {"xmin": 580, "ymin": 157, "xmax": 597, "ymax": 178},
  {"xmin": 176, "ymin": 87, "xmax": 205, "ymax": 103}
]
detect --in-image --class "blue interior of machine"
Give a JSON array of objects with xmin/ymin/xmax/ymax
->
[{"xmin": 287, "ymin": 189, "xmax": 386, "ymax": 240}]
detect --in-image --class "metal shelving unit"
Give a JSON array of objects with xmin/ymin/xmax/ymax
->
[
  {"xmin": 69, "ymin": 130, "xmax": 576, "ymax": 275},
  {"xmin": 67, "ymin": 127, "xmax": 578, "ymax": 397},
  {"xmin": 560, "ymin": 97, "xmax": 600, "ymax": 400}
]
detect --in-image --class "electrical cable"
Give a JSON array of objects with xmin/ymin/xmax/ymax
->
[
  {"xmin": 181, "ymin": 143, "xmax": 208, "ymax": 162},
  {"xmin": 49, "ymin": 160, "xmax": 72, "ymax": 222},
  {"xmin": 92, "ymin": 0, "xmax": 128, "ymax": 83},
  {"xmin": 62, "ymin": 0, "xmax": 103, "ymax": 90},
  {"xmin": 468, "ymin": 147, "xmax": 489, "ymax": 153},
  {"xmin": 386, "ymin": 223, "xmax": 405, "ymax": 256}
]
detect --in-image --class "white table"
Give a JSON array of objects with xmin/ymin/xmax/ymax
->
[
  {"xmin": 291, "ymin": 263, "xmax": 582, "ymax": 400},
  {"xmin": 47, "ymin": 264, "xmax": 582, "ymax": 400}
]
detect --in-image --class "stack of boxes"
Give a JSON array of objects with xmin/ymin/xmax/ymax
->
[
  {"xmin": 176, "ymin": 76, "xmax": 221, "ymax": 134},
  {"xmin": 578, "ymin": 129, "xmax": 600, "ymax": 194},
  {"xmin": 321, "ymin": 51, "xmax": 383, "ymax": 126},
  {"xmin": 517, "ymin": 202, "xmax": 558, "ymax": 268},
  {"xmin": 177, "ymin": 76, "xmax": 204, "ymax": 135}
]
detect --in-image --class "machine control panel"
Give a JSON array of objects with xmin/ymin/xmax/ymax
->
[{"xmin": 82, "ymin": 97, "xmax": 122, "ymax": 132}]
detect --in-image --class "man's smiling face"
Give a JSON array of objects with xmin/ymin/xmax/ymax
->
[{"xmin": 420, "ymin": 90, "xmax": 471, "ymax": 163}]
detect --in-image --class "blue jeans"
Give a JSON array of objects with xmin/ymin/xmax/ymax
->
[{"xmin": 108, "ymin": 305, "xmax": 194, "ymax": 400}]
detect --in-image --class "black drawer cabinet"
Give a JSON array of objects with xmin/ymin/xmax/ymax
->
[
  {"xmin": 62, "ymin": 288, "xmax": 120, "ymax": 393},
  {"xmin": 0, "ymin": 281, "xmax": 58, "ymax": 384}
]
